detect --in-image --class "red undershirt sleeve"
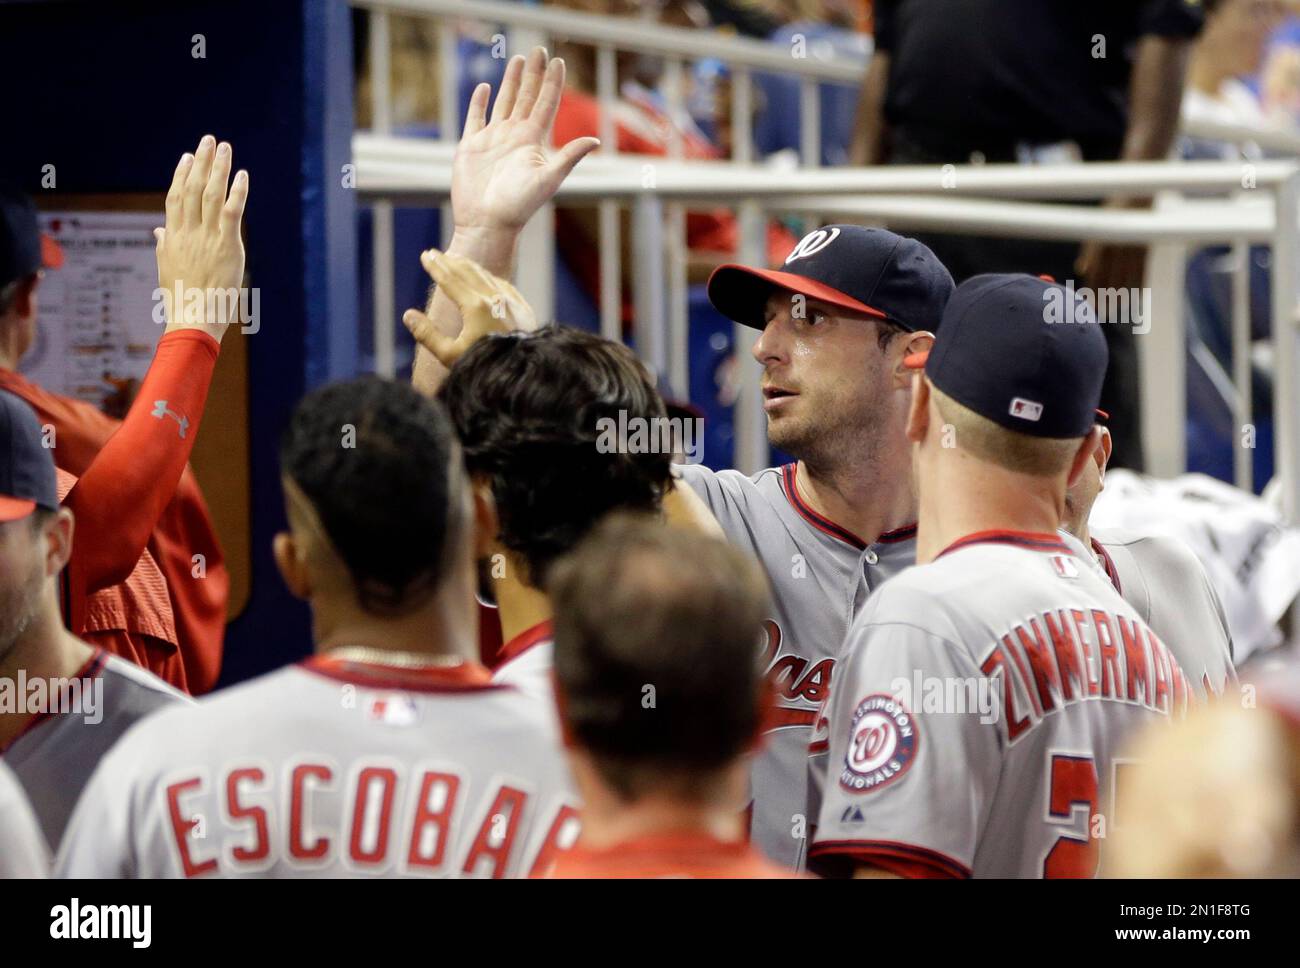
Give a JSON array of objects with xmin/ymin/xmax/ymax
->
[{"xmin": 63, "ymin": 330, "xmax": 221, "ymax": 602}]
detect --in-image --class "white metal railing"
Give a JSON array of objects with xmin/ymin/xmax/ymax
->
[{"xmin": 350, "ymin": 0, "xmax": 1300, "ymax": 526}]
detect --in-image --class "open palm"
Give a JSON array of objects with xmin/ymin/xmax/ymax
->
[{"xmin": 452, "ymin": 47, "xmax": 600, "ymax": 233}]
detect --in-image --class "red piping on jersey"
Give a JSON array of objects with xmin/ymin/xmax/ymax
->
[
  {"xmin": 496, "ymin": 619, "xmax": 555, "ymax": 667},
  {"xmin": 1090, "ymin": 537, "xmax": 1123, "ymax": 594},
  {"xmin": 299, "ymin": 653, "xmax": 502, "ymax": 693},
  {"xmin": 780, "ymin": 464, "xmax": 916, "ymax": 550},
  {"xmin": 0, "ymin": 647, "xmax": 107, "ymax": 754},
  {"xmin": 936, "ymin": 529, "xmax": 1072, "ymax": 560},
  {"xmin": 809, "ymin": 839, "xmax": 971, "ymax": 879}
]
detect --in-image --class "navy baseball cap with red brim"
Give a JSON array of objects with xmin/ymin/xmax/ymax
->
[
  {"xmin": 904, "ymin": 273, "xmax": 1107, "ymax": 439},
  {"xmin": 1, "ymin": 185, "xmax": 64, "ymax": 290},
  {"xmin": 0, "ymin": 390, "xmax": 59, "ymax": 522},
  {"xmin": 707, "ymin": 224, "xmax": 954, "ymax": 333}
]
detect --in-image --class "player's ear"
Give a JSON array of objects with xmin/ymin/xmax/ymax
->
[
  {"xmin": 1095, "ymin": 426, "xmax": 1112, "ymax": 488},
  {"xmin": 895, "ymin": 331, "xmax": 933, "ymax": 385},
  {"xmin": 1067, "ymin": 426, "xmax": 1105, "ymax": 489},
  {"xmin": 272, "ymin": 531, "xmax": 312, "ymax": 600},
  {"xmin": 41, "ymin": 507, "xmax": 75, "ymax": 577},
  {"xmin": 471, "ymin": 477, "xmax": 499, "ymax": 560},
  {"xmin": 905, "ymin": 372, "xmax": 930, "ymax": 444}
]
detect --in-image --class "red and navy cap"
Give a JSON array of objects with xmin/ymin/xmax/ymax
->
[
  {"xmin": 905, "ymin": 273, "xmax": 1108, "ymax": 439},
  {"xmin": 0, "ymin": 389, "xmax": 59, "ymax": 522},
  {"xmin": 706, "ymin": 225, "xmax": 954, "ymax": 333},
  {"xmin": 0, "ymin": 184, "xmax": 64, "ymax": 291}
]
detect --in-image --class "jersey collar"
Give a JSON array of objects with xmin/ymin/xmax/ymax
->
[
  {"xmin": 301, "ymin": 653, "xmax": 496, "ymax": 692},
  {"xmin": 0, "ymin": 647, "xmax": 107, "ymax": 754},
  {"xmin": 936, "ymin": 529, "xmax": 1073, "ymax": 560},
  {"xmin": 1089, "ymin": 537, "xmax": 1123, "ymax": 593},
  {"xmin": 497, "ymin": 619, "xmax": 555, "ymax": 667},
  {"xmin": 780, "ymin": 464, "xmax": 916, "ymax": 551}
]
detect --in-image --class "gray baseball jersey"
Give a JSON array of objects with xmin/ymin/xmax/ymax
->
[
  {"xmin": 57, "ymin": 653, "xmax": 579, "ymax": 878},
  {"xmin": 676, "ymin": 461, "xmax": 916, "ymax": 869},
  {"xmin": 809, "ymin": 530, "xmax": 1197, "ymax": 878},
  {"xmin": 0, "ymin": 760, "xmax": 48, "ymax": 877},
  {"xmin": 3, "ymin": 648, "xmax": 186, "ymax": 853},
  {"xmin": 1090, "ymin": 527, "xmax": 1236, "ymax": 693}
]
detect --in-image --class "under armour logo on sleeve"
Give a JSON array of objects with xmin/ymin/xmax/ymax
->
[{"xmin": 150, "ymin": 400, "xmax": 189, "ymax": 439}]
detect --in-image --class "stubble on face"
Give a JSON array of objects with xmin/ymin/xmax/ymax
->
[{"xmin": 0, "ymin": 521, "xmax": 46, "ymax": 665}]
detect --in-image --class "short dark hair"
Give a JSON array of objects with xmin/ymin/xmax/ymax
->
[
  {"xmin": 549, "ymin": 514, "xmax": 770, "ymax": 801},
  {"xmin": 439, "ymin": 326, "xmax": 672, "ymax": 586},
  {"xmin": 279, "ymin": 376, "xmax": 462, "ymax": 615}
]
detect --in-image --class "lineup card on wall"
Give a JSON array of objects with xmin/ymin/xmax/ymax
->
[{"xmin": 21, "ymin": 210, "xmax": 163, "ymax": 410}]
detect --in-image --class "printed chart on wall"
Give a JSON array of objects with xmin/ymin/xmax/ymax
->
[{"xmin": 21, "ymin": 211, "xmax": 162, "ymax": 411}]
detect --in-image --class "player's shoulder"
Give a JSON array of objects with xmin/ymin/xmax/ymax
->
[
  {"xmin": 675, "ymin": 460, "xmax": 783, "ymax": 492},
  {"xmin": 99, "ymin": 651, "xmax": 192, "ymax": 709},
  {"xmin": 1092, "ymin": 525, "xmax": 1206, "ymax": 576}
]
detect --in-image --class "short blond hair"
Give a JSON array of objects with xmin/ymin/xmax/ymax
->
[{"xmin": 931, "ymin": 384, "xmax": 1082, "ymax": 477}]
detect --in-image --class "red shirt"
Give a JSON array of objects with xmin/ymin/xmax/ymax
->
[
  {"xmin": 54, "ymin": 468, "xmax": 185, "ymax": 687},
  {"xmin": 7, "ymin": 329, "xmax": 228, "ymax": 694},
  {"xmin": 551, "ymin": 830, "xmax": 798, "ymax": 879},
  {"xmin": 551, "ymin": 88, "xmax": 799, "ymax": 317}
]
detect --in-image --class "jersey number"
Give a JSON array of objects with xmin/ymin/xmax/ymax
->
[{"xmin": 1043, "ymin": 753, "xmax": 1099, "ymax": 878}]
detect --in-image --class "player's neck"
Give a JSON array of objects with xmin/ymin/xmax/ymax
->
[
  {"xmin": 915, "ymin": 457, "xmax": 1066, "ymax": 565},
  {"xmin": 796, "ymin": 451, "xmax": 918, "ymax": 543},
  {"xmin": 313, "ymin": 581, "xmax": 477, "ymax": 664},
  {"xmin": 572, "ymin": 756, "xmax": 747, "ymax": 850},
  {"xmin": 492, "ymin": 573, "xmax": 553, "ymax": 648},
  {"xmin": 0, "ymin": 607, "xmax": 95, "ymax": 747}
]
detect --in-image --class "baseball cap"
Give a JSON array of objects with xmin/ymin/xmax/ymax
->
[
  {"xmin": 0, "ymin": 185, "xmax": 64, "ymax": 291},
  {"xmin": 707, "ymin": 224, "xmax": 954, "ymax": 333},
  {"xmin": 0, "ymin": 389, "xmax": 59, "ymax": 522},
  {"xmin": 904, "ymin": 273, "xmax": 1108, "ymax": 439}
]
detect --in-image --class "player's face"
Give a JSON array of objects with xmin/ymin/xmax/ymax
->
[
  {"xmin": 0, "ymin": 517, "xmax": 48, "ymax": 662},
  {"xmin": 752, "ymin": 290, "xmax": 896, "ymax": 466}
]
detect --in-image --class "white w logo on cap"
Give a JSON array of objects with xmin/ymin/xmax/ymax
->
[{"xmin": 784, "ymin": 227, "xmax": 840, "ymax": 264}]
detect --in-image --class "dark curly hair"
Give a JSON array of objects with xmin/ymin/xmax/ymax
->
[
  {"xmin": 438, "ymin": 326, "xmax": 673, "ymax": 586},
  {"xmin": 279, "ymin": 376, "xmax": 463, "ymax": 615}
]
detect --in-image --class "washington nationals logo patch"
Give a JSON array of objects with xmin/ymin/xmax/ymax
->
[{"xmin": 839, "ymin": 693, "xmax": 918, "ymax": 794}]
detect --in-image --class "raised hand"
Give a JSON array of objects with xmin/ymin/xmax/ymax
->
[
  {"xmin": 451, "ymin": 46, "xmax": 600, "ymax": 235},
  {"xmin": 155, "ymin": 134, "xmax": 249, "ymax": 342},
  {"xmin": 404, "ymin": 248, "xmax": 538, "ymax": 369}
]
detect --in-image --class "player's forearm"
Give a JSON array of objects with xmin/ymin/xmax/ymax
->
[
  {"xmin": 65, "ymin": 330, "xmax": 220, "ymax": 592},
  {"xmin": 412, "ymin": 225, "xmax": 522, "ymax": 396},
  {"xmin": 1111, "ymin": 36, "xmax": 1190, "ymax": 205},
  {"xmin": 850, "ymin": 54, "xmax": 892, "ymax": 167}
]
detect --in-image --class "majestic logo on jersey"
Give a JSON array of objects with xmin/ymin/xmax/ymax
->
[
  {"xmin": 784, "ymin": 227, "xmax": 840, "ymax": 264},
  {"xmin": 1009, "ymin": 397, "xmax": 1043, "ymax": 422},
  {"xmin": 839, "ymin": 693, "xmax": 918, "ymax": 794}
]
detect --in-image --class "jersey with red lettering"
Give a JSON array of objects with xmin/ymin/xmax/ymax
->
[
  {"xmin": 0, "ymin": 761, "xmax": 49, "ymax": 877},
  {"xmin": 809, "ymin": 530, "xmax": 1197, "ymax": 879},
  {"xmin": 676, "ymin": 461, "xmax": 915, "ymax": 870},
  {"xmin": 55, "ymin": 653, "xmax": 580, "ymax": 878}
]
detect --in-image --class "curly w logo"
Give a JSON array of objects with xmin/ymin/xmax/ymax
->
[{"xmin": 784, "ymin": 227, "xmax": 840, "ymax": 264}]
